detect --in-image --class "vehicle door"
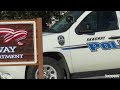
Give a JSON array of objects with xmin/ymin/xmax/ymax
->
[{"xmin": 69, "ymin": 11, "xmax": 120, "ymax": 73}]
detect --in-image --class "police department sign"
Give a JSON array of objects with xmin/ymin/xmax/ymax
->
[{"xmin": 0, "ymin": 20, "xmax": 38, "ymax": 65}]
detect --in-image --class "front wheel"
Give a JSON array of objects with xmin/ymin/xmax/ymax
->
[{"xmin": 26, "ymin": 57, "xmax": 65, "ymax": 79}]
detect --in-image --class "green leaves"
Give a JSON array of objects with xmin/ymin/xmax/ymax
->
[{"xmin": 0, "ymin": 11, "xmax": 64, "ymax": 27}]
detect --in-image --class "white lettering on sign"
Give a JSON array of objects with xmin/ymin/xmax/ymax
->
[
  {"xmin": 0, "ymin": 46, "xmax": 24, "ymax": 59},
  {"xmin": 0, "ymin": 46, "xmax": 17, "ymax": 53},
  {"xmin": 0, "ymin": 54, "xmax": 23, "ymax": 59}
]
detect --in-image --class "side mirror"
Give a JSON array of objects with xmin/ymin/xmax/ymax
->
[{"xmin": 66, "ymin": 16, "xmax": 74, "ymax": 23}]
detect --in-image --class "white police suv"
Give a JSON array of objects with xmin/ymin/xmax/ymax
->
[{"xmin": 1, "ymin": 11, "xmax": 120, "ymax": 79}]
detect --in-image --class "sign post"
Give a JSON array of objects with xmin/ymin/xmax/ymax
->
[
  {"xmin": 36, "ymin": 18, "xmax": 43, "ymax": 79},
  {"xmin": 0, "ymin": 18, "xmax": 43, "ymax": 79}
]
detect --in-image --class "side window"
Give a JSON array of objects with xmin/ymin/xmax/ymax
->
[
  {"xmin": 75, "ymin": 11, "xmax": 119, "ymax": 35},
  {"xmin": 97, "ymin": 11, "xmax": 119, "ymax": 31},
  {"xmin": 75, "ymin": 12, "xmax": 97, "ymax": 35}
]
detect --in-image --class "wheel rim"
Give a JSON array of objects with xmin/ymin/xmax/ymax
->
[{"xmin": 35, "ymin": 65, "xmax": 57, "ymax": 79}]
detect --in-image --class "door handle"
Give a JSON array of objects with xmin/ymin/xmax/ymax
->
[{"xmin": 108, "ymin": 36, "xmax": 120, "ymax": 39}]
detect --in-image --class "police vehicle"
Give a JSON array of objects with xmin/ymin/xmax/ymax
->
[{"xmin": 1, "ymin": 11, "xmax": 120, "ymax": 79}]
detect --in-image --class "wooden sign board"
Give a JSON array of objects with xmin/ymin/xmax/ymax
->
[
  {"xmin": 0, "ymin": 18, "xmax": 42, "ymax": 65},
  {"xmin": 0, "ymin": 18, "xmax": 43, "ymax": 79}
]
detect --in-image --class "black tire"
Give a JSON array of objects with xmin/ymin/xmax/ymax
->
[{"xmin": 26, "ymin": 57, "xmax": 65, "ymax": 79}]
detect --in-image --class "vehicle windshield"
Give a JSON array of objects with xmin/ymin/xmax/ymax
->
[{"xmin": 44, "ymin": 11, "xmax": 84, "ymax": 33}]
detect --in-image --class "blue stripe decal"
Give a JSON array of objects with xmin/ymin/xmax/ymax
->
[
  {"xmin": 62, "ymin": 47, "xmax": 82, "ymax": 50},
  {"xmin": 56, "ymin": 44, "xmax": 88, "ymax": 50}
]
